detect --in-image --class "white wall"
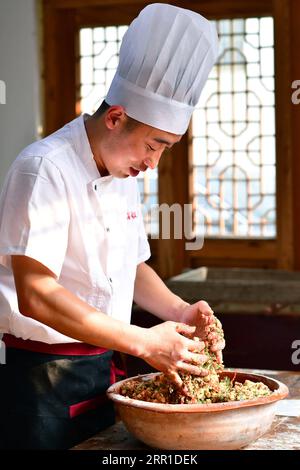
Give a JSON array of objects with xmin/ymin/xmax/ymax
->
[{"xmin": 0, "ymin": 0, "xmax": 41, "ymax": 188}]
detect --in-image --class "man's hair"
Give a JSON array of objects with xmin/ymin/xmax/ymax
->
[
  {"xmin": 94, "ymin": 100, "xmax": 141, "ymax": 132},
  {"xmin": 94, "ymin": 100, "xmax": 110, "ymax": 116}
]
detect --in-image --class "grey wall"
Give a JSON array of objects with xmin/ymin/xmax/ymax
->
[{"xmin": 0, "ymin": 0, "xmax": 41, "ymax": 188}]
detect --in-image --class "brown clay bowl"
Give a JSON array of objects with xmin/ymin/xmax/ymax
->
[{"xmin": 107, "ymin": 370, "xmax": 289, "ymax": 450}]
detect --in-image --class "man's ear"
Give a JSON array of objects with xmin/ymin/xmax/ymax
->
[{"xmin": 104, "ymin": 105, "xmax": 126, "ymax": 130}]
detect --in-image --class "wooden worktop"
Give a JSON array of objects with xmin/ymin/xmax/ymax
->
[{"xmin": 72, "ymin": 369, "xmax": 300, "ymax": 451}]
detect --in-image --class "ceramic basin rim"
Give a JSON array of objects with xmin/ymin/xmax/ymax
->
[{"xmin": 106, "ymin": 370, "xmax": 289, "ymax": 414}]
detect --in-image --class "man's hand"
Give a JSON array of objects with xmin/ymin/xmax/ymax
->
[
  {"xmin": 138, "ymin": 321, "xmax": 209, "ymax": 388},
  {"xmin": 178, "ymin": 301, "xmax": 225, "ymax": 363}
]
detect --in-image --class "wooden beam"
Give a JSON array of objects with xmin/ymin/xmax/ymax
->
[
  {"xmin": 157, "ymin": 134, "xmax": 189, "ymax": 279},
  {"xmin": 290, "ymin": 0, "xmax": 300, "ymax": 270},
  {"xmin": 43, "ymin": 3, "xmax": 77, "ymax": 135},
  {"xmin": 75, "ymin": 4, "xmax": 147, "ymax": 27},
  {"xmin": 273, "ymin": 0, "xmax": 294, "ymax": 270},
  {"xmin": 45, "ymin": 0, "xmax": 149, "ymax": 8},
  {"xmin": 187, "ymin": 238, "xmax": 276, "ymax": 261},
  {"xmin": 45, "ymin": 0, "xmax": 273, "ymax": 18},
  {"xmin": 184, "ymin": 0, "xmax": 273, "ymax": 18},
  {"xmin": 190, "ymin": 257, "xmax": 277, "ymax": 269}
]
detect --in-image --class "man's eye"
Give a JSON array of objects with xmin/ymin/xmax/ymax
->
[{"xmin": 147, "ymin": 145, "xmax": 156, "ymax": 152}]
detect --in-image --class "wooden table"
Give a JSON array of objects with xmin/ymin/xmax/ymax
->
[{"xmin": 73, "ymin": 369, "xmax": 300, "ymax": 451}]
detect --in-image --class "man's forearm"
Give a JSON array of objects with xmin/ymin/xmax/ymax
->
[
  {"xmin": 133, "ymin": 262, "xmax": 189, "ymax": 321},
  {"xmin": 19, "ymin": 272, "xmax": 147, "ymax": 356}
]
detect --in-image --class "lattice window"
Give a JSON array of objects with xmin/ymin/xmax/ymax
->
[
  {"xmin": 78, "ymin": 18, "xmax": 276, "ymax": 240},
  {"xmin": 192, "ymin": 17, "xmax": 275, "ymax": 238},
  {"xmin": 78, "ymin": 26, "xmax": 157, "ymax": 233}
]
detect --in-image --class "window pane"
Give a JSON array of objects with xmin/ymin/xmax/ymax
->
[{"xmin": 192, "ymin": 17, "xmax": 276, "ymax": 238}]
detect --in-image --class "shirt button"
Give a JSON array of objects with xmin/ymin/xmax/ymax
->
[
  {"xmin": 106, "ymin": 227, "xmax": 110, "ymax": 232},
  {"xmin": 109, "ymin": 277, "xmax": 112, "ymax": 283},
  {"xmin": 94, "ymin": 184, "xmax": 97, "ymax": 190}
]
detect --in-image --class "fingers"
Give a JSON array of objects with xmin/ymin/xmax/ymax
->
[
  {"xmin": 204, "ymin": 315, "xmax": 214, "ymax": 325},
  {"xmin": 175, "ymin": 323, "xmax": 196, "ymax": 336},
  {"xmin": 176, "ymin": 361, "xmax": 209, "ymax": 377},
  {"xmin": 215, "ymin": 350, "xmax": 223, "ymax": 364},
  {"xmin": 197, "ymin": 300, "xmax": 214, "ymax": 316},
  {"xmin": 195, "ymin": 301, "xmax": 215, "ymax": 330},
  {"xmin": 165, "ymin": 373, "xmax": 191, "ymax": 397},
  {"xmin": 183, "ymin": 351, "xmax": 208, "ymax": 365},
  {"xmin": 175, "ymin": 323, "xmax": 206, "ymax": 351},
  {"xmin": 207, "ymin": 333, "xmax": 217, "ymax": 344},
  {"xmin": 210, "ymin": 339, "xmax": 225, "ymax": 352},
  {"xmin": 166, "ymin": 370, "xmax": 183, "ymax": 388},
  {"xmin": 207, "ymin": 331, "xmax": 220, "ymax": 342},
  {"xmin": 186, "ymin": 338, "xmax": 206, "ymax": 353}
]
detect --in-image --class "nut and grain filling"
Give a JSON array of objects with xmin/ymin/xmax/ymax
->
[{"xmin": 120, "ymin": 316, "xmax": 272, "ymax": 404}]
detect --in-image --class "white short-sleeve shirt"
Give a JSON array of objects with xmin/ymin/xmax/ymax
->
[{"xmin": 0, "ymin": 115, "xmax": 151, "ymax": 343}]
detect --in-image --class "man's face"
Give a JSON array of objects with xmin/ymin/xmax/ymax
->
[{"xmin": 100, "ymin": 111, "xmax": 182, "ymax": 178}]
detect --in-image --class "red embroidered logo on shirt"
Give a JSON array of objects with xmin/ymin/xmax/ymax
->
[{"xmin": 127, "ymin": 211, "xmax": 137, "ymax": 220}]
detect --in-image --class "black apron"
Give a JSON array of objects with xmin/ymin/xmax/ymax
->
[{"xmin": 0, "ymin": 335, "xmax": 125, "ymax": 449}]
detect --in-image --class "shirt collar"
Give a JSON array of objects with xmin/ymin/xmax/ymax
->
[{"xmin": 71, "ymin": 114, "xmax": 114, "ymax": 184}]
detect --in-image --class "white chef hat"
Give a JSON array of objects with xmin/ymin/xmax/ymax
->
[{"xmin": 105, "ymin": 3, "xmax": 218, "ymax": 135}]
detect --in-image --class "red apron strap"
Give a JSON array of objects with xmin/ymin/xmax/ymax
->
[
  {"xmin": 2, "ymin": 334, "xmax": 108, "ymax": 356},
  {"xmin": 69, "ymin": 394, "xmax": 109, "ymax": 418},
  {"xmin": 109, "ymin": 351, "xmax": 128, "ymax": 384},
  {"xmin": 3, "ymin": 335, "xmax": 127, "ymax": 384}
]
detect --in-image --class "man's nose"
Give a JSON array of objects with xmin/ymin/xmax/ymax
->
[{"xmin": 144, "ymin": 152, "xmax": 162, "ymax": 170}]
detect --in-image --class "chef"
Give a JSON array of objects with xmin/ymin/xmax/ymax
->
[{"xmin": 0, "ymin": 3, "xmax": 223, "ymax": 449}]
